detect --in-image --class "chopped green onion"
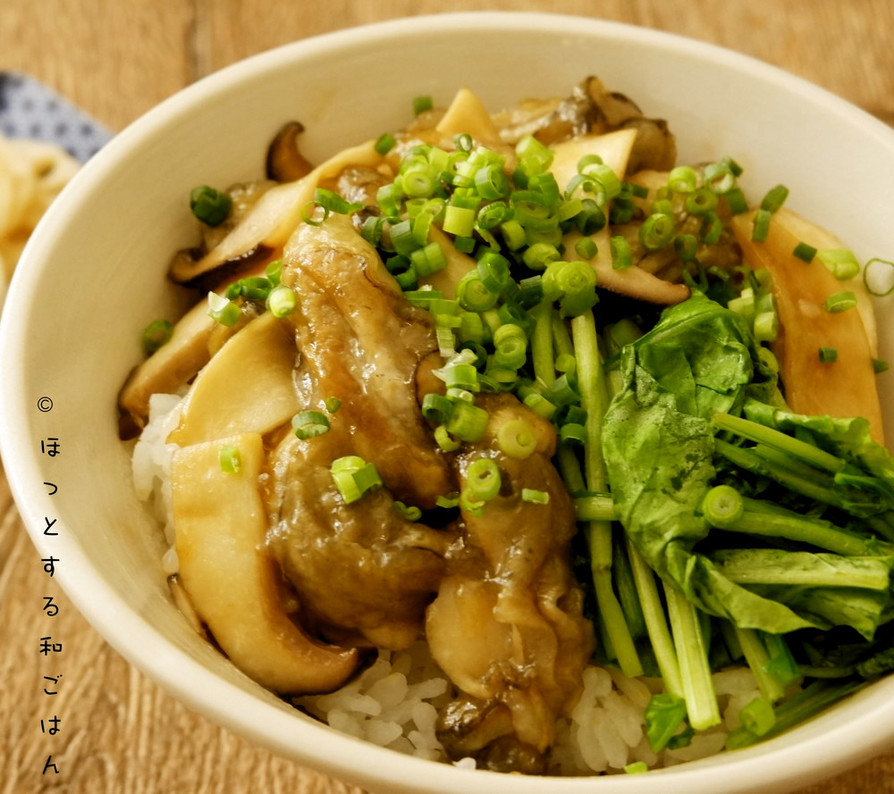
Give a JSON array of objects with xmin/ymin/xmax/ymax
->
[
  {"xmin": 443, "ymin": 204, "xmax": 476, "ymax": 237},
  {"xmin": 674, "ymin": 233, "xmax": 698, "ymax": 262},
  {"xmin": 410, "ymin": 241, "xmax": 448, "ymax": 277},
  {"xmin": 436, "ymin": 491, "xmax": 460, "ymax": 508},
  {"xmin": 818, "ymin": 346, "xmax": 838, "ymax": 363},
  {"xmin": 330, "ymin": 455, "xmax": 382, "ymax": 504},
  {"xmin": 873, "ymin": 358, "xmax": 890, "ymax": 374},
  {"xmin": 611, "ymin": 235, "xmax": 633, "ymax": 270},
  {"xmin": 456, "ymin": 271, "xmax": 498, "ymax": 312},
  {"xmin": 465, "ymin": 457, "xmax": 501, "ymax": 501},
  {"xmin": 753, "ymin": 310, "xmax": 778, "ymax": 343},
  {"xmin": 751, "ymin": 208, "xmax": 772, "ymax": 242},
  {"xmin": 141, "ymin": 318, "xmax": 173, "ymax": 355},
  {"xmin": 523, "ymin": 242, "xmax": 561, "ymax": 271},
  {"xmin": 624, "ymin": 762, "xmax": 649, "ymax": 775},
  {"xmin": 574, "ymin": 236, "xmax": 598, "ymax": 260},
  {"xmin": 434, "ymin": 424, "xmax": 461, "ymax": 452},
  {"xmin": 477, "ymin": 252, "xmax": 512, "ymax": 294},
  {"xmin": 393, "ymin": 501, "xmax": 422, "ymax": 521},
  {"xmin": 445, "ymin": 400, "xmax": 489, "ymax": 442},
  {"xmin": 667, "ymin": 165, "xmax": 697, "ymax": 194},
  {"xmin": 724, "ymin": 186, "xmax": 749, "ymax": 215},
  {"xmin": 760, "ymin": 184, "xmax": 789, "ymax": 213},
  {"xmin": 515, "ymin": 135, "xmax": 554, "ymax": 177},
  {"xmin": 640, "ymin": 212, "xmax": 676, "ymax": 251},
  {"xmin": 291, "ymin": 410, "xmax": 330, "ymax": 439},
  {"xmin": 685, "ymin": 187, "xmax": 718, "ymax": 216},
  {"xmin": 700, "ymin": 211, "xmax": 723, "ymax": 245},
  {"xmin": 412, "ymin": 94, "xmax": 433, "ymax": 115},
  {"xmin": 823, "ymin": 290, "xmax": 857, "ymax": 313},
  {"xmin": 496, "ymin": 418, "xmax": 537, "ymax": 459},
  {"xmin": 818, "ymin": 248, "xmax": 861, "ymax": 280},
  {"xmin": 864, "ymin": 257, "xmax": 894, "ymax": 296},
  {"xmin": 522, "ymin": 488, "xmax": 550, "ymax": 504},
  {"xmin": 206, "ymin": 292, "xmax": 241, "ymax": 326},
  {"xmin": 324, "ymin": 396, "xmax": 341, "ymax": 413},
  {"xmin": 375, "ymin": 132, "xmax": 396, "ymax": 154},
  {"xmin": 421, "ymin": 393, "xmax": 455, "ymax": 425},
  {"xmin": 218, "ymin": 444, "xmax": 242, "ymax": 474},
  {"xmin": 267, "ymin": 284, "xmax": 296, "ymax": 317},
  {"xmin": 190, "ymin": 185, "xmax": 232, "ymax": 227},
  {"xmin": 793, "ymin": 241, "xmax": 817, "ymax": 263},
  {"xmin": 313, "ymin": 187, "xmax": 363, "ymax": 216}
]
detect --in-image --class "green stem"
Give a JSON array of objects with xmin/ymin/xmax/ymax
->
[
  {"xmin": 572, "ymin": 309, "xmax": 642, "ymax": 678},
  {"xmin": 574, "ymin": 492, "xmax": 616, "ymax": 522},
  {"xmin": 530, "ymin": 301, "xmax": 556, "ymax": 389},
  {"xmin": 713, "ymin": 410, "xmax": 844, "ymax": 474},
  {"xmin": 714, "ymin": 438, "xmax": 845, "ymax": 509},
  {"xmin": 627, "ymin": 538, "xmax": 684, "ymax": 697},
  {"xmin": 664, "ymin": 583, "xmax": 720, "ymax": 730},
  {"xmin": 702, "ymin": 485, "xmax": 873, "ymax": 556},
  {"xmin": 733, "ymin": 626, "xmax": 787, "ymax": 703}
]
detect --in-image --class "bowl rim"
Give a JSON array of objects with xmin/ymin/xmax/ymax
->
[{"xmin": 3, "ymin": 10, "xmax": 894, "ymax": 794}]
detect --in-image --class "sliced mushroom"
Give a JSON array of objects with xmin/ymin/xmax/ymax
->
[
  {"xmin": 171, "ymin": 432, "xmax": 359, "ymax": 694},
  {"xmin": 266, "ymin": 120, "xmax": 315, "ymax": 183},
  {"xmin": 117, "ymin": 259, "xmax": 270, "ymax": 437},
  {"xmin": 494, "ymin": 76, "xmax": 676, "ymax": 173},
  {"xmin": 170, "ymin": 139, "xmax": 385, "ymax": 288},
  {"xmin": 549, "ymin": 129, "xmax": 689, "ymax": 306},
  {"xmin": 166, "ymin": 311, "xmax": 300, "ymax": 447},
  {"xmin": 118, "ymin": 299, "xmax": 217, "ymax": 437},
  {"xmin": 435, "ymin": 87, "xmax": 503, "ymax": 147}
]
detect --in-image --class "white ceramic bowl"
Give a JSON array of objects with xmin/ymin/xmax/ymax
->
[{"xmin": 3, "ymin": 12, "xmax": 894, "ymax": 794}]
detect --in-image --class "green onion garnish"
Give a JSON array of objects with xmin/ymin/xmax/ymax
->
[
  {"xmin": 522, "ymin": 488, "xmax": 550, "ymax": 504},
  {"xmin": 464, "ymin": 457, "xmax": 501, "ymax": 501},
  {"xmin": 792, "ymin": 241, "xmax": 817, "ymax": 263},
  {"xmin": 291, "ymin": 410, "xmax": 330, "ymax": 439},
  {"xmin": 375, "ymin": 132, "xmax": 396, "ymax": 155},
  {"xmin": 190, "ymin": 185, "xmax": 232, "ymax": 227},
  {"xmin": 330, "ymin": 455, "xmax": 382, "ymax": 504},
  {"xmin": 218, "ymin": 444, "xmax": 242, "ymax": 474},
  {"xmin": 610, "ymin": 235, "xmax": 633, "ymax": 270},
  {"xmin": 823, "ymin": 290, "xmax": 857, "ymax": 313},
  {"xmin": 412, "ymin": 94, "xmax": 434, "ymax": 115},
  {"xmin": 818, "ymin": 346, "xmax": 838, "ymax": 363},
  {"xmin": 760, "ymin": 184, "xmax": 789, "ymax": 213},
  {"xmin": 206, "ymin": 292, "xmax": 241, "ymax": 326},
  {"xmin": 141, "ymin": 318, "xmax": 173, "ymax": 356},
  {"xmin": 817, "ymin": 248, "xmax": 861, "ymax": 280},
  {"xmin": 266, "ymin": 284, "xmax": 296, "ymax": 317},
  {"xmin": 393, "ymin": 501, "xmax": 422, "ymax": 521},
  {"xmin": 751, "ymin": 208, "xmax": 772, "ymax": 242}
]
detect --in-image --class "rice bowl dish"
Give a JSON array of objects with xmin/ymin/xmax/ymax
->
[{"xmin": 3, "ymin": 12, "xmax": 894, "ymax": 794}]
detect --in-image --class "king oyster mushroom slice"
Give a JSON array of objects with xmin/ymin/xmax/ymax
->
[
  {"xmin": 549, "ymin": 125, "xmax": 689, "ymax": 305},
  {"xmin": 169, "ymin": 138, "xmax": 384, "ymax": 288},
  {"xmin": 171, "ymin": 431, "xmax": 359, "ymax": 694}
]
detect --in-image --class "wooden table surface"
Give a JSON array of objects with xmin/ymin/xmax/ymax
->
[{"xmin": 2, "ymin": 1, "xmax": 894, "ymax": 792}]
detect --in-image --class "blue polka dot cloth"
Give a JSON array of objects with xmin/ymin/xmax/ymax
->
[{"xmin": 0, "ymin": 71, "xmax": 112, "ymax": 162}]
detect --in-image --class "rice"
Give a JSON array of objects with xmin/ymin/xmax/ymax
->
[
  {"xmin": 295, "ymin": 641, "xmax": 453, "ymax": 763},
  {"xmin": 132, "ymin": 391, "xmax": 767, "ymax": 775}
]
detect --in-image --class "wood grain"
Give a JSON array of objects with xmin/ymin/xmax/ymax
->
[{"xmin": 2, "ymin": 1, "xmax": 894, "ymax": 792}]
